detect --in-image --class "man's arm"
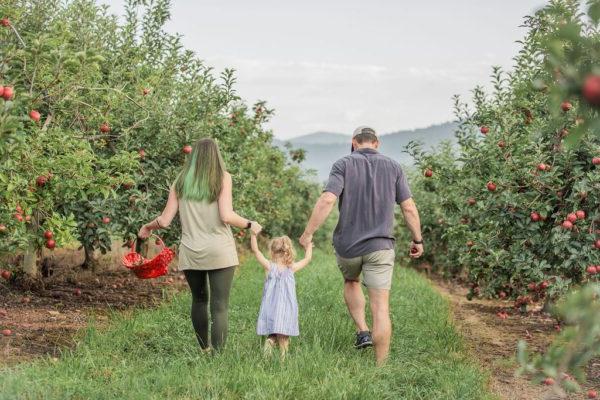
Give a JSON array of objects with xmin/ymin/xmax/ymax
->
[
  {"xmin": 299, "ymin": 192, "xmax": 337, "ymax": 247},
  {"xmin": 399, "ymin": 198, "xmax": 423, "ymax": 258}
]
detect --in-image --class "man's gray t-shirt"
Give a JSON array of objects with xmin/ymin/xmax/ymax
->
[{"xmin": 324, "ymin": 148, "xmax": 412, "ymax": 259}]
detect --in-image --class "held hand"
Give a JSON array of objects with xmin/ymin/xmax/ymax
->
[
  {"xmin": 250, "ymin": 221, "xmax": 262, "ymax": 236},
  {"xmin": 138, "ymin": 225, "xmax": 152, "ymax": 239},
  {"xmin": 299, "ymin": 232, "xmax": 313, "ymax": 248},
  {"xmin": 409, "ymin": 242, "xmax": 424, "ymax": 258}
]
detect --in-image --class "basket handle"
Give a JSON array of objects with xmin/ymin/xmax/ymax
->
[{"xmin": 131, "ymin": 235, "xmax": 166, "ymax": 253}]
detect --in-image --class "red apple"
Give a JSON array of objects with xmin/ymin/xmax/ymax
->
[
  {"xmin": 1, "ymin": 270, "xmax": 10, "ymax": 280},
  {"xmin": 560, "ymin": 101, "xmax": 572, "ymax": 112},
  {"xmin": 29, "ymin": 110, "xmax": 41, "ymax": 122},
  {"xmin": 537, "ymin": 163, "xmax": 548, "ymax": 171},
  {"xmin": 102, "ymin": 216, "xmax": 111, "ymax": 224},
  {"xmin": 562, "ymin": 220, "xmax": 573, "ymax": 230},
  {"xmin": 576, "ymin": 210, "xmax": 586, "ymax": 220},
  {"xmin": 14, "ymin": 213, "xmax": 23, "ymax": 222},
  {"xmin": 480, "ymin": 126, "xmax": 489, "ymax": 135},
  {"xmin": 497, "ymin": 140, "xmax": 506, "ymax": 148},
  {"xmin": 0, "ymin": 18, "xmax": 9, "ymax": 27},
  {"xmin": 142, "ymin": 88, "xmax": 150, "ymax": 96},
  {"xmin": 182, "ymin": 145, "xmax": 193, "ymax": 154},
  {"xmin": 99, "ymin": 123, "xmax": 111, "ymax": 133},
  {"xmin": 527, "ymin": 282, "xmax": 537, "ymax": 292},
  {"xmin": 595, "ymin": 239, "xmax": 600, "ymax": 249},
  {"xmin": 582, "ymin": 75, "xmax": 600, "ymax": 106},
  {"xmin": 138, "ymin": 149, "xmax": 145, "ymax": 159},
  {"xmin": 566, "ymin": 213, "xmax": 577, "ymax": 223},
  {"xmin": 543, "ymin": 377, "xmax": 555, "ymax": 386},
  {"xmin": 593, "ymin": 157, "xmax": 600, "ymax": 165},
  {"xmin": 45, "ymin": 239, "xmax": 56, "ymax": 250},
  {"xmin": 1, "ymin": 329, "xmax": 11, "ymax": 336},
  {"xmin": 36, "ymin": 175, "xmax": 48, "ymax": 187},
  {"xmin": 424, "ymin": 168, "xmax": 433, "ymax": 178},
  {"xmin": 0, "ymin": 86, "xmax": 3, "ymax": 97},
  {"xmin": 539, "ymin": 281, "xmax": 549, "ymax": 290},
  {"xmin": 588, "ymin": 389, "xmax": 598, "ymax": 399},
  {"xmin": 0, "ymin": 224, "xmax": 6, "ymax": 233},
  {"xmin": 43, "ymin": 230, "xmax": 53, "ymax": 240},
  {"xmin": 498, "ymin": 291, "xmax": 507, "ymax": 299},
  {"xmin": 467, "ymin": 198, "xmax": 476, "ymax": 206},
  {"xmin": 586, "ymin": 265, "xmax": 597, "ymax": 275},
  {"xmin": 530, "ymin": 212, "xmax": 540, "ymax": 222},
  {"xmin": 2, "ymin": 86, "xmax": 14, "ymax": 101},
  {"xmin": 25, "ymin": 215, "xmax": 31, "ymax": 223},
  {"xmin": 15, "ymin": 205, "xmax": 22, "ymax": 213},
  {"xmin": 486, "ymin": 181, "xmax": 497, "ymax": 192}
]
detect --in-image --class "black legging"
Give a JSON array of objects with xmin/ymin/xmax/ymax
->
[{"xmin": 184, "ymin": 267, "xmax": 235, "ymax": 350}]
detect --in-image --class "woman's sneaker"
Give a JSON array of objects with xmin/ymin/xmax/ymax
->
[{"xmin": 354, "ymin": 331, "xmax": 373, "ymax": 349}]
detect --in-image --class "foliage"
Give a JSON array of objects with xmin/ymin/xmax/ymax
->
[
  {"xmin": 517, "ymin": 283, "xmax": 600, "ymax": 395},
  {"xmin": 0, "ymin": 0, "xmax": 319, "ymax": 274},
  {"xmin": 397, "ymin": 1, "xmax": 600, "ymax": 393},
  {"xmin": 401, "ymin": 0, "xmax": 600, "ymax": 303}
]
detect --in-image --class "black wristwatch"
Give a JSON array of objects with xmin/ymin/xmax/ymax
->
[
  {"xmin": 412, "ymin": 239, "xmax": 423, "ymax": 245},
  {"xmin": 245, "ymin": 221, "xmax": 253, "ymax": 229}
]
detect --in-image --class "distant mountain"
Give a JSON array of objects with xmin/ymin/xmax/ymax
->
[{"xmin": 275, "ymin": 122, "xmax": 459, "ymax": 181}]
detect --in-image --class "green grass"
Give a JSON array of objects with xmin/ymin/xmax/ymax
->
[{"xmin": 0, "ymin": 250, "xmax": 495, "ymax": 400}]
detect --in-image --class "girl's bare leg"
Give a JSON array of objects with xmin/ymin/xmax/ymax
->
[
  {"xmin": 277, "ymin": 334, "xmax": 289, "ymax": 360},
  {"xmin": 263, "ymin": 334, "xmax": 277, "ymax": 356}
]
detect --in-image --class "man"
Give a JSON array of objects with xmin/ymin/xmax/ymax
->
[{"xmin": 299, "ymin": 126, "xmax": 423, "ymax": 366}]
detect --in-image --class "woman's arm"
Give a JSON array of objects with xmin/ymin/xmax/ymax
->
[
  {"xmin": 292, "ymin": 243, "xmax": 313, "ymax": 273},
  {"xmin": 250, "ymin": 233, "xmax": 271, "ymax": 271},
  {"xmin": 218, "ymin": 172, "xmax": 262, "ymax": 234},
  {"xmin": 138, "ymin": 187, "xmax": 179, "ymax": 239}
]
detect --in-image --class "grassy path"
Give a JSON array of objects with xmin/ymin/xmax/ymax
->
[{"xmin": 0, "ymin": 250, "xmax": 495, "ymax": 400}]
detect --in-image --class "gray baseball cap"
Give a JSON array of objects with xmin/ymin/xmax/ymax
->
[{"xmin": 351, "ymin": 126, "xmax": 378, "ymax": 152}]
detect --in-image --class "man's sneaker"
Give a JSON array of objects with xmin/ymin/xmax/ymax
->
[{"xmin": 354, "ymin": 331, "xmax": 373, "ymax": 349}]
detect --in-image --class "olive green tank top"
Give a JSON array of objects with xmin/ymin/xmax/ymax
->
[{"xmin": 177, "ymin": 199, "xmax": 239, "ymax": 270}]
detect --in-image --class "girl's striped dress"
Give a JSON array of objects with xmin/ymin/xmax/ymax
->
[{"xmin": 256, "ymin": 263, "xmax": 299, "ymax": 336}]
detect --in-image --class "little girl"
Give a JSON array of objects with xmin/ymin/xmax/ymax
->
[{"xmin": 250, "ymin": 233, "xmax": 312, "ymax": 358}]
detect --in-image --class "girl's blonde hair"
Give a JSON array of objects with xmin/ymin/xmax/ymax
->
[{"xmin": 269, "ymin": 236, "xmax": 296, "ymax": 267}]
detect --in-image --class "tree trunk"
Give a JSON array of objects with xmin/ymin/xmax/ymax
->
[
  {"xmin": 22, "ymin": 243, "xmax": 39, "ymax": 277},
  {"xmin": 82, "ymin": 245, "xmax": 99, "ymax": 272}
]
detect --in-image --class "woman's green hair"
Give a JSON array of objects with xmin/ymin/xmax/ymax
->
[{"xmin": 174, "ymin": 138, "xmax": 225, "ymax": 202}]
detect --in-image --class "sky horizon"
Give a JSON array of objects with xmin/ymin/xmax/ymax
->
[{"xmin": 99, "ymin": 0, "xmax": 547, "ymax": 139}]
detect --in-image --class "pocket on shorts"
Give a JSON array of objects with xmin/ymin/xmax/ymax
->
[
  {"xmin": 361, "ymin": 249, "xmax": 395, "ymax": 290},
  {"xmin": 336, "ymin": 253, "xmax": 362, "ymax": 281}
]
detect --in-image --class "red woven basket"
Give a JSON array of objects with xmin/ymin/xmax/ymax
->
[{"xmin": 122, "ymin": 236, "xmax": 175, "ymax": 279}]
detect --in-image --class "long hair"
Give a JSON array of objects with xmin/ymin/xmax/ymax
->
[
  {"xmin": 269, "ymin": 236, "xmax": 296, "ymax": 267},
  {"xmin": 174, "ymin": 138, "xmax": 225, "ymax": 202}
]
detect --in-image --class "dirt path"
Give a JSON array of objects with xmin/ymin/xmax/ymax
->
[
  {"xmin": 430, "ymin": 275, "xmax": 598, "ymax": 400},
  {"xmin": 0, "ymin": 243, "xmax": 187, "ymax": 366}
]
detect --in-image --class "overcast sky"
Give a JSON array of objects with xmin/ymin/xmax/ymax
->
[{"xmin": 99, "ymin": 0, "xmax": 546, "ymax": 139}]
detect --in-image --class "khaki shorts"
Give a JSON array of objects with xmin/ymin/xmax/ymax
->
[{"xmin": 336, "ymin": 249, "xmax": 395, "ymax": 290}]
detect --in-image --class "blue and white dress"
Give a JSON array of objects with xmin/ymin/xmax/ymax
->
[{"xmin": 256, "ymin": 263, "xmax": 299, "ymax": 337}]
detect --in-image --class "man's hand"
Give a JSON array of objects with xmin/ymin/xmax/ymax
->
[
  {"xmin": 409, "ymin": 242, "xmax": 424, "ymax": 258},
  {"xmin": 299, "ymin": 232, "xmax": 313, "ymax": 248}
]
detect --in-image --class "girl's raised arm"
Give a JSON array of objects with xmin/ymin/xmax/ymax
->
[
  {"xmin": 250, "ymin": 233, "xmax": 271, "ymax": 271},
  {"xmin": 292, "ymin": 243, "xmax": 313, "ymax": 272}
]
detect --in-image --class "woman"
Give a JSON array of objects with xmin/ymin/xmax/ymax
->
[{"xmin": 138, "ymin": 138, "xmax": 262, "ymax": 351}]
